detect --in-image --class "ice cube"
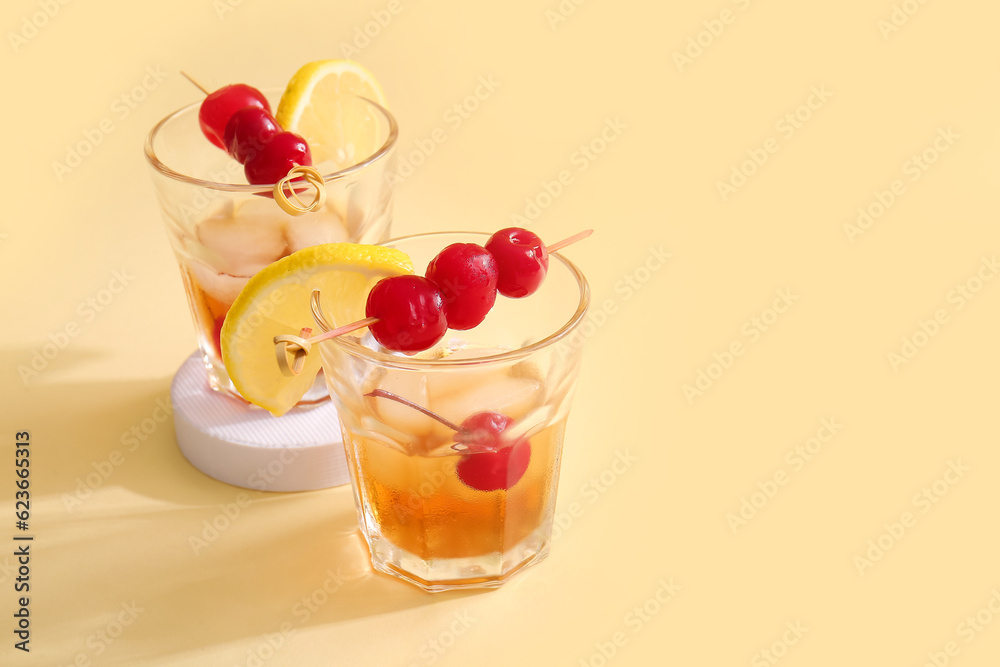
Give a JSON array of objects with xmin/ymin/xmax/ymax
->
[
  {"xmin": 185, "ymin": 259, "xmax": 248, "ymax": 305},
  {"xmin": 358, "ymin": 329, "xmax": 379, "ymax": 349},
  {"xmin": 364, "ymin": 369, "xmax": 434, "ymax": 440},
  {"xmin": 342, "ymin": 195, "xmax": 371, "ymax": 239},
  {"xmin": 429, "ymin": 369, "xmax": 543, "ymax": 424},
  {"xmin": 326, "ymin": 190, "xmax": 348, "ymax": 226},
  {"xmin": 284, "ymin": 207, "xmax": 349, "ymax": 253},
  {"xmin": 196, "ymin": 198, "xmax": 288, "ymax": 277},
  {"xmin": 326, "ymin": 184, "xmax": 380, "ymax": 240}
]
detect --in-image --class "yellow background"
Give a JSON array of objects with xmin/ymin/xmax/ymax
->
[{"xmin": 3, "ymin": 0, "xmax": 1000, "ymax": 665}]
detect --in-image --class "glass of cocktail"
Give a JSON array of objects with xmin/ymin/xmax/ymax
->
[
  {"xmin": 313, "ymin": 232, "xmax": 590, "ymax": 591},
  {"xmin": 145, "ymin": 90, "xmax": 397, "ymax": 403}
]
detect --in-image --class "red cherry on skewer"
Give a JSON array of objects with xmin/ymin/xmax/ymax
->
[
  {"xmin": 243, "ymin": 131, "xmax": 312, "ymax": 185},
  {"xmin": 274, "ymin": 228, "xmax": 594, "ymax": 364},
  {"xmin": 485, "ymin": 227, "xmax": 550, "ymax": 298},
  {"xmin": 183, "ymin": 72, "xmax": 315, "ymax": 187},
  {"xmin": 425, "ymin": 243, "xmax": 499, "ymax": 330},
  {"xmin": 197, "ymin": 83, "xmax": 271, "ymax": 149},
  {"xmin": 223, "ymin": 106, "xmax": 280, "ymax": 164},
  {"xmin": 365, "ymin": 275, "xmax": 448, "ymax": 353}
]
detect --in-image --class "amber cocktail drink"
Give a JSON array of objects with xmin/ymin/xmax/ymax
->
[{"xmin": 316, "ymin": 232, "xmax": 589, "ymax": 591}]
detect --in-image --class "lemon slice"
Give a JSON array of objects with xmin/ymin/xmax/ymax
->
[
  {"xmin": 275, "ymin": 59, "xmax": 388, "ymax": 168},
  {"xmin": 221, "ymin": 243, "xmax": 413, "ymax": 416}
]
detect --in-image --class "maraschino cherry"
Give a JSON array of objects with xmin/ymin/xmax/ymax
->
[
  {"xmin": 365, "ymin": 390, "xmax": 531, "ymax": 492},
  {"xmin": 274, "ymin": 228, "xmax": 593, "ymax": 361},
  {"xmin": 425, "ymin": 243, "xmax": 498, "ymax": 330},
  {"xmin": 485, "ymin": 227, "xmax": 549, "ymax": 298},
  {"xmin": 222, "ymin": 106, "xmax": 279, "ymax": 164},
  {"xmin": 454, "ymin": 411, "xmax": 531, "ymax": 491},
  {"xmin": 242, "ymin": 131, "xmax": 312, "ymax": 185},
  {"xmin": 186, "ymin": 74, "xmax": 314, "ymax": 185},
  {"xmin": 198, "ymin": 83, "xmax": 270, "ymax": 149},
  {"xmin": 365, "ymin": 275, "xmax": 448, "ymax": 353}
]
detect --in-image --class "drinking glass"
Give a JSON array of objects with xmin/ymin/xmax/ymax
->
[
  {"xmin": 316, "ymin": 232, "xmax": 590, "ymax": 591},
  {"xmin": 145, "ymin": 93, "xmax": 397, "ymax": 403}
]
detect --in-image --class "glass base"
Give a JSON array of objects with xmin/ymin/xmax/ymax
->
[
  {"xmin": 202, "ymin": 351, "xmax": 331, "ymax": 409},
  {"xmin": 366, "ymin": 524, "xmax": 551, "ymax": 593}
]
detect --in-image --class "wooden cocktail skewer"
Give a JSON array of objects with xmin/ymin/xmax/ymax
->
[
  {"xmin": 545, "ymin": 228, "xmax": 592, "ymax": 253},
  {"xmin": 180, "ymin": 71, "xmax": 211, "ymax": 95},
  {"xmin": 274, "ymin": 318, "xmax": 378, "ymax": 375},
  {"xmin": 274, "ymin": 229, "xmax": 594, "ymax": 374},
  {"xmin": 180, "ymin": 71, "xmax": 325, "ymax": 216}
]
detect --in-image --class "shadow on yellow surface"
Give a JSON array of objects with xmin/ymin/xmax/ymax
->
[{"xmin": 6, "ymin": 371, "xmax": 487, "ymax": 664}]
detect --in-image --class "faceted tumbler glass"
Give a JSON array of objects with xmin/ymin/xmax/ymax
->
[
  {"xmin": 316, "ymin": 232, "xmax": 590, "ymax": 591},
  {"xmin": 145, "ymin": 92, "xmax": 397, "ymax": 403}
]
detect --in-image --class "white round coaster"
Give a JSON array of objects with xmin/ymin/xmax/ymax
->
[{"xmin": 170, "ymin": 351, "xmax": 349, "ymax": 491}]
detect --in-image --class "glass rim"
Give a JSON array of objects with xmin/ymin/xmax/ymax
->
[
  {"xmin": 316, "ymin": 231, "xmax": 591, "ymax": 369},
  {"xmin": 143, "ymin": 92, "xmax": 398, "ymax": 192}
]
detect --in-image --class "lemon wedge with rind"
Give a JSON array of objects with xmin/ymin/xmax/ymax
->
[
  {"xmin": 275, "ymin": 60, "xmax": 388, "ymax": 168},
  {"xmin": 221, "ymin": 243, "xmax": 413, "ymax": 417}
]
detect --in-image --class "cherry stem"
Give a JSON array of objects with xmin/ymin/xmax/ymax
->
[
  {"xmin": 546, "ymin": 229, "xmax": 593, "ymax": 253},
  {"xmin": 181, "ymin": 71, "xmax": 211, "ymax": 96},
  {"xmin": 364, "ymin": 389, "xmax": 463, "ymax": 432}
]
